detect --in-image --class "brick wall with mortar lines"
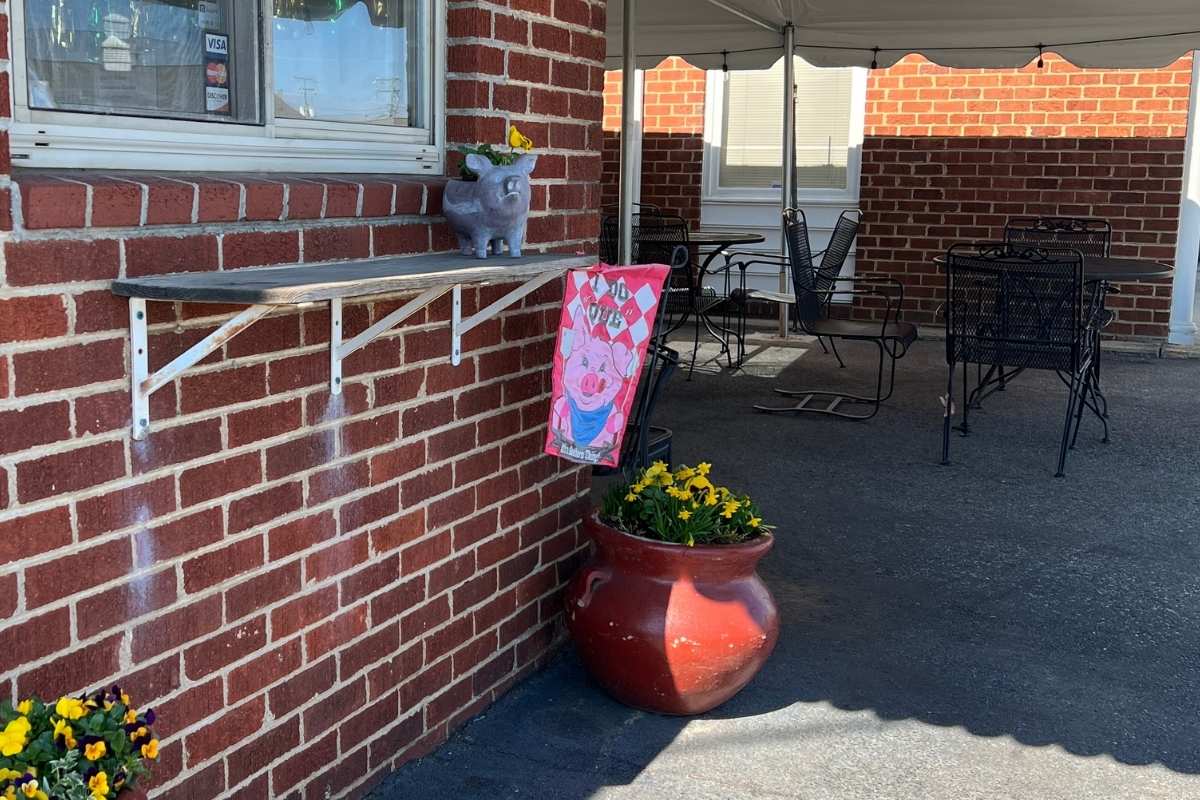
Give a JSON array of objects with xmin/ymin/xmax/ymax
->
[
  {"xmin": 858, "ymin": 54, "xmax": 1192, "ymax": 339},
  {"xmin": 0, "ymin": 1, "xmax": 606, "ymax": 798},
  {"xmin": 601, "ymin": 58, "xmax": 705, "ymax": 227},
  {"xmin": 600, "ymin": 55, "xmax": 1191, "ymax": 338}
]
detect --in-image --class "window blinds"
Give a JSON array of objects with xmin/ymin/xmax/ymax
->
[{"xmin": 719, "ymin": 57, "xmax": 853, "ymax": 190}]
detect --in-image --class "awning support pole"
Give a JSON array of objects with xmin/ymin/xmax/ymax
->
[
  {"xmin": 618, "ymin": 0, "xmax": 638, "ymax": 265},
  {"xmin": 1169, "ymin": 52, "xmax": 1200, "ymax": 347},
  {"xmin": 779, "ymin": 23, "xmax": 797, "ymax": 337}
]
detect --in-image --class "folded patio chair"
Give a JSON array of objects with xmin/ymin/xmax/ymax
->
[
  {"xmin": 733, "ymin": 208, "xmax": 918, "ymax": 420},
  {"xmin": 941, "ymin": 243, "xmax": 1107, "ymax": 477},
  {"xmin": 593, "ymin": 342, "xmax": 679, "ymax": 480}
]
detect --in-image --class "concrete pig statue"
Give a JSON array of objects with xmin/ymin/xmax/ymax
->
[{"xmin": 443, "ymin": 153, "xmax": 537, "ymax": 259}]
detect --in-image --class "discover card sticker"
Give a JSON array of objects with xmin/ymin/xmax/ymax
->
[{"xmin": 206, "ymin": 87, "xmax": 230, "ymax": 114}]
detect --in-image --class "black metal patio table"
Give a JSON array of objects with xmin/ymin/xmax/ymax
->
[
  {"xmin": 688, "ymin": 230, "xmax": 767, "ymax": 370},
  {"xmin": 933, "ymin": 254, "xmax": 1174, "ymax": 282},
  {"xmin": 933, "ymin": 252, "xmax": 1174, "ymax": 427}
]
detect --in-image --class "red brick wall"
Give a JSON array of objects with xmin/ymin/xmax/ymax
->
[
  {"xmin": 857, "ymin": 54, "xmax": 1192, "ymax": 339},
  {"xmin": 602, "ymin": 58, "xmax": 706, "ymax": 226},
  {"xmin": 0, "ymin": 2, "xmax": 605, "ymax": 798}
]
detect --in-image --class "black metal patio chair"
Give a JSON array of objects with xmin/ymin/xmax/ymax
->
[
  {"xmin": 735, "ymin": 208, "xmax": 918, "ymax": 420},
  {"xmin": 599, "ymin": 212, "xmax": 732, "ymax": 378},
  {"xmin": 1004, "ymin": 215, "xmax": 1115, "ymax": 408},
  {"xmin": 941, "ymin": 243, "xmax": 1107, "ymax": 477},
  {"xmin": 723, "ymin": 209, "xmax": 862, "ymax": 366},
  {"xmin": 1004, "ymin": 217, "xmax": 1111, "ymax": 258}
]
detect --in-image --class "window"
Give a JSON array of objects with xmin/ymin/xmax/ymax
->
[
  {"xmin": 704, "ymin": 56, "xmax": 863, "ymax": 201},
  {"xmin": 11, "ymin": 0, "xmax": 444, "ymax": 172}
]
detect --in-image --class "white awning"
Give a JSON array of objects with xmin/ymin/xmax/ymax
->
[{"xmin": 606, "ymin": 0, "xmax": 1200, "ymax": 70}]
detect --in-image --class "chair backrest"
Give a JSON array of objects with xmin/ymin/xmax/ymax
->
[
  {"xmin": 599, "ymin": 206, "xmax": 670, "ymax": 264},
  {"xmin": 782, "ymin": 207, "xmax": 823, "ymax": 324},
  {"xmin": 1004, "ymin": 217, "xmax": 1111, "ymax": 259},
  {"xmin": 816, "ymin": 209, "xmax": 861, "ymax": 300},
  {"xmin": 944, "ymin": 243, "xmax": 1095, "ymax": 373}
]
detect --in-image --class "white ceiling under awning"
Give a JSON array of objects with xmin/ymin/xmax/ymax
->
[{"xmin": 606, "ymin": 0, "xmax": 1200, "ymax": 70}]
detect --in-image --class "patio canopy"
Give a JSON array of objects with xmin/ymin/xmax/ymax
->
[
  {"xmin": 606, "ymin": 0, "xmax": 1200, "ymax": 345},
  {"xmin": 605, "ymin": 0, "xmax": 1200, "ymax": 70}
]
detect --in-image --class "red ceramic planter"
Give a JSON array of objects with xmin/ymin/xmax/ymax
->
[{"xmin": 565, "ymin": 513, "xmax": 779, "ymax": 715}]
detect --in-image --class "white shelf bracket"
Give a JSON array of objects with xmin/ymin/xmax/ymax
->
[
  {"xmin": 330, "ymin": 285, "xmax": 449, "ymax": 393},
  {"xmin": 128, "ymin": 299, "xmax": 272, "ymax": 440},
  {"xmin": 450, "ymin": 270, "xmax": 563, "ymax": 366}
]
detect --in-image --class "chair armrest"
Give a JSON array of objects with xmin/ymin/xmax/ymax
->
[{"xmin": 826, "ymin": 276, "xmax": 906, "ymax": 311}]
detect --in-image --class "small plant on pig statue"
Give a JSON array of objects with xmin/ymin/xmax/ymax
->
[{"xmin": 446, "ymin": 127, "xmax": 538, "ymax": 259}]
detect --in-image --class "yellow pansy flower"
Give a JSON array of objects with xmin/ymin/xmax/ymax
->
[
  {"xmin": 140, "ymin": 739, "xmax": 159, "ymax": 760},
  {"xmin": 56, "ymin": 697, "xmax": 87, "ymax": 721},
  {"xmin": 123, "ymin": 708, "xmax": 138, "ymax": 725},
  {"xmin": 508, "ymin": 125, "xmax": 534, "ymax": 152},
  {"xmin": 0, "ymin": 768, "xmax": 20, "ymax": 782},
  {"xmin": 52, "ymin": 719, "xmax": 76, "ymax": 749},
  {"xmin": 0, "ymin": 717, "xmax": 31, "ymax": 757},
  {"xmin": 15, "ymin": 701, "xmax": 31, "ymax": 716},
  {"xmin": 130, "ymin": 726, "xmax": 149, "ymax": 743},
  {"xmin": 721, "ymin": 499, "xmax": 741, "ymax": 519},
  {"xmin": 85, "ymin": 740, "xmax": 107, "ymax": 761},
  {"xmin": 677, "ymin": 509, "xmax": 691, "ymax": 521},
  {"xmin": 87, "ymin": 771, "xmax": 109, "ymax": 799},
  {"xmin": 19, "ymin": 779, "xmax": 46, "ymax": 800}
]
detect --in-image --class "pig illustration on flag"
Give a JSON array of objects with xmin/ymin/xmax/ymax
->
[{"xmin": 545, "ymin": 263, "xmax": 670, "ymax": 467}]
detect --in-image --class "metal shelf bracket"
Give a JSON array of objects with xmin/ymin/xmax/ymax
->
[
  {"xmin": 129, "ymin": 298, "xmax": 272, "ymax": 440},
  {"xmin": 450, "ymin": 271, "xmax": 562, "ymax": 366},
  {"xmin": 329, "ymin": 285, "xmax": 449, "ymax": 394}
]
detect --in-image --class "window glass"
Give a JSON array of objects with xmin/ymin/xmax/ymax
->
[
  {"xmin": 719, "ymin": 57, "xmax": 854, "ymax": 190},
  {"xmin": 272, "ymin": 0, "xmax": 425, "ymax": 127},
  {"xmin": 23, "ymin": 0, "xmax": 261, "ymax": 123}
]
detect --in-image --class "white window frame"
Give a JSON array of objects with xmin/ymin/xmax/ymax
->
[
  {"xmin": 9, "ymin": 0, "xmax": 446, "ymax": 174},
  {"xmin": 701, "ymin": 65, "xmax": 867, "ymax": 206}
]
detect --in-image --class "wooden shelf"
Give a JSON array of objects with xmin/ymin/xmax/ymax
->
[{"xmin": 112, "ymin": 252, "xmax": 592, "ymax": 304}]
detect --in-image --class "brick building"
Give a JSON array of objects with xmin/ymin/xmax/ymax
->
[
  {"xmin": 0, "ymin": 1, "xmax": 605, "ymax": 798},
  {"xmin": 602, "ymin": 53, "xmax": 1194, "ymax": 342}
]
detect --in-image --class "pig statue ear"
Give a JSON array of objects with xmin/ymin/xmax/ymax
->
[
  {"xmin": 513, "ymin": 153, "xmax": 538, "ymax": 176},
  {"xmin": 570, "ymin": 309, "xmax": 591, "ymax": 351},
  {"xmin": 465, "ymin": 154, "xmax": 494, "ymax": 176},
  {"xmin": 611, "ymin": 341, "xmax": 633, "ymax": 376}
]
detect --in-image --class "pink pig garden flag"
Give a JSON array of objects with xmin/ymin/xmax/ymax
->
[{"xmin": 545, "ymin": 263, "xmax": 670, "ymax": 467}]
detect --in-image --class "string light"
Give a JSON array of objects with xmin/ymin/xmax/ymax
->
[
  {"xmin": 1037, "ymin": 44, "xmax": 1045, "ymax": 69},
  {"xmin": 623, "ymin": 28, "xmax": 1200, "ymax": 66},
  {"xmin": 722, "ymin": 49, "xmax": 729, "ymax": 73}
]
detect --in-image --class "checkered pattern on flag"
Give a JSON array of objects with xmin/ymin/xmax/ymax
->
[{"xmin": 546, "ymin": 263, "xmax": 671, "ymax": 468}]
